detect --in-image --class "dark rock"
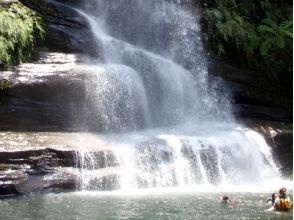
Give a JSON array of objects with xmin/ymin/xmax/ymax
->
[
  {"xmin": 52, "ymin": 0, "xmax": 83, "ymax": 7},
  {"xmin": 0, "ymin": 170, "xmax": 27, "ymax": 182},
  {"xmin": 0, "ymin": 77, "xmax": 86, "ymax": 132},
  {"xmin": 0, "ymin": 149, "xmax": 77, "ymax": 167},
  {"xmin": 209, "ymin": 59, "xmax": 292, "ymax": 123},
  {"xmin": 18, "ymin": 0, "xmax": 98, "ymax": 55},
  {"xmin": 46, "ymin": 24, "xmax": 98, "ymax": 56},
  {"xmin": 42, "ymin": 172, "xmax": 77, "ymax": 192},
  {"xmin": 0, "ymin": 61, "xmax": 4, "ymax": 71},
  {"xmin": 26, "ymin": 155, "xmax": 55, "ymax": 174},
  {"xmin": 0, "ymin": 168, "xmax": 77, "ymax": 195},
  {"xmin": 0, "ymin": 54, "xmax": 111, "ymax": 132},
  {"xmin": 0, "ymin": 170, "xmax": 28, "ymax": 196},
  {"xmin": 14, "ymin": 171, "xmax": 77, "ymax": 194},
  {"xmin": 0, "ymin": 184, "xmax": 18, "ymax": 197},
  {"xmin": 234, "ymin": 104, "xmax": 291, "ymax": 122}
]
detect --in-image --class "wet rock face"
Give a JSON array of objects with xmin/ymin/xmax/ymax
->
[
  {"xmin": 209, "ymin": 60, "xmax": 292, "ymax": 123},
  {"xmin": 0, "ymin": 148, "xmax": 77, "ymax": 197},
  {"xmin": 0, "ymin": 132, "xmax": 124, "ymax": 196},
  {"xmin": 271, "ymin": 132, "xmax": 293, "ymax": 176},
  {"xmin": 0, "ymin": 53, "xmax": 94, "ymax": 132},
  {"xmin": 0, "ymin": 147, "xmax": 121, "ymax": 196},
  {"xmin": 18, "ymin": 0, "xmax": 98, "ymax": 55}
]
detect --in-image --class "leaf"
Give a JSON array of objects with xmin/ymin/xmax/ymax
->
[
  {"xmin": 260, "ymin": 39, "xmax": 273, "ymax": 56},
  {"xmin": 217, "ymin": 43, "xmax": 225, "ymax": 55},
  {"xmin": 0, "ymin": 3, "xmax": 44, "ymax": 66},
  {"xmin": 257, "ymin": 25, "xmax": 275, "ymax": 35},
  {"xmin": 280, "ymin": 20, "xmax": 293, "ymax": 30},
  {"xmin": 261, "ymin": 19, "xmax": 279, "ymax": 29},
  {"xmin": 275, "ymin": 36, "xmax": 285, "ymax": 49}
]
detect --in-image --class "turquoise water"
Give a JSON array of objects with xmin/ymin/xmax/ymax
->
[{"xmin": 1, "ymin": 191, "xmax": 292, "ymax": 220}]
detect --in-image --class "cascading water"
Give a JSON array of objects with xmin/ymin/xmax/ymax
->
[{"xmin": 73, "ymin": 0, "xmax": 282, "ymax": 191}]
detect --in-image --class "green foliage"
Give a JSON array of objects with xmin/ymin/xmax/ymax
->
[
  {"xmin": 204, "ymin": 7, "xmax": 258, "ymax": 56},
  {"xmin": 0, "ymin": 3, "xmax": 45, "ymax": 67},
  {"xmin": 258, "ymin": 19, "xmax": 292, "ymax": 81},
  {"xmin": 200, "ymin": 0, "xmax": 293, "ymax": 82},
  {"xmin": 258, "ymin": 19, "xmax": 292, "ymax": 56}
]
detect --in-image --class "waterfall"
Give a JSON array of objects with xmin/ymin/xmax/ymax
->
[{"xmin": 72, "ymin": 0, "xmax": 281, "ymax": 191}]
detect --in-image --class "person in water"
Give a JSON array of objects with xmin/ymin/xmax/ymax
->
[
  {"xmin": 267, "ymin": 193, "xmax": 279, "ymax": 206},
  {"xmin": 221, "ymin": 196, "xmax": 232, "ymax": 204},
  {"xmin": 274, "ymin": 187, "xmax": 293, "ymax": 211},
  {"xmin": 278, "ymin": 187, "xmax": 290, "ymax": 200}
]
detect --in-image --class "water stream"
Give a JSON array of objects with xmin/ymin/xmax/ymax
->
[
  {"xmin": 1, "ymin": 191, "xmax": 293, "ymax": 220},
  {"xmin": 68, "ymin": 0, "xmax": 284, "ymax": 192}
]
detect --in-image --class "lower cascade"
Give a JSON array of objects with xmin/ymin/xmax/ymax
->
[
  {"xmin": 76, "ymin": 125, "xmax": 281, "ymax": 191},
  {"xmin": 67, "ymin": 0, "xmax": 284, "ymax": 191}
]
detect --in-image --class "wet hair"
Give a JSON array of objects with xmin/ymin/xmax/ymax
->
[
  {"xmin": 223, "ymin": 196, "xmax": 229, "ymax": 201},
  {"xmin": 279, "ymin": 187, "xmax": 287, "ymax": 194}
]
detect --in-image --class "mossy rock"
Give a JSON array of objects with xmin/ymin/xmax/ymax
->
[{"xmin": 0, "ymin": 79, "xmax": 12, "ymax": 90}]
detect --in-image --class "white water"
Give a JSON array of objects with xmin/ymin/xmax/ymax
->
[
  {"xmin": 74, "ymin": 124, "xmax": 284, "ymax": 192},
  {"xmin": 72, "ymin": 0, "xmax": 287, "ymax": 192}
]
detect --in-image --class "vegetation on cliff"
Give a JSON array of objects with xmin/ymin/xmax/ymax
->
[
  {"xmin": 0, "ymin": 3, "xmax": 44, "ymax": 68},
  {"xmin": 199, "ymin": 0, "xmax": 293, "ymax": 84}
]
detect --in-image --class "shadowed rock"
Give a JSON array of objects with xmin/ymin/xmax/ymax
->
[{"xmin": 18, "ymin": 0, "xmax": 98, "ymax": 55}]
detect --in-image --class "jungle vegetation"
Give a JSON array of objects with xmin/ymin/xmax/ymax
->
[
  {"xmin": 199, "ymin": 0, "xmax": 293, "ymax": 85},
  {"xmin": 0, "ymin": 3, "xmax": 44, "ymax": 68}
]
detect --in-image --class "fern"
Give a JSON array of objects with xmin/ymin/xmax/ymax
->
[
  {"xmin": 260, "ymin": 39, "xmax": 273, "ymax": 56},
  {"xmin": 201, "ymin": 0, "xmax": 293, "ymax": 82},
  {"xmin": 258, "ymin": 19, "xmax": 292, "ymax": 56},
  {"xmin": 0, "ymin": 3, "xmax": 45, "ymax": 67}
]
